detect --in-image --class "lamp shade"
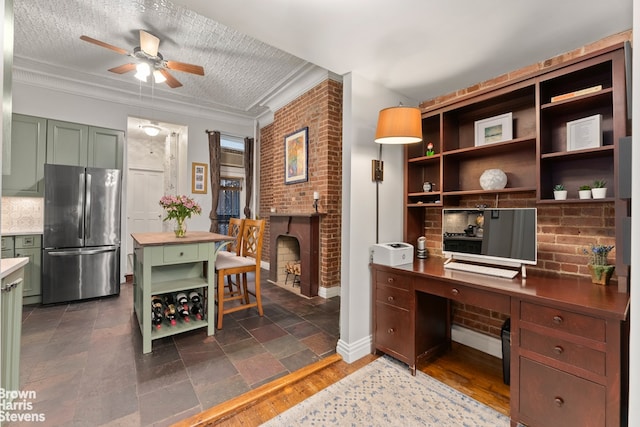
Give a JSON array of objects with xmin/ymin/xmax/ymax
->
[{"xmin": 375, "ymin": 106, "xmax": 422, "ymax": 144}]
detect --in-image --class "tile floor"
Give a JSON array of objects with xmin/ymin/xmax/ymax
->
[{"xmin": 9, "ymin": 271, "xmax": 340, "ymax": 426}]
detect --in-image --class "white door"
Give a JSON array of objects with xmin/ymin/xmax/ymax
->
[{"xmin": 126, "ymin": 168, "xmax": 164, "ymax": 269}]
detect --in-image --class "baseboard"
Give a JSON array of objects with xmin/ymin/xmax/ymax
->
[
  {"xmin": 451, "ymin": 324, "xmax": 503, "ymax": 359},
  {"xmin": 318, "ymin": 285, "xmax": 341, "ymax": 298},
  {"xmin": 336, "ymin": 334, "xmax": 372, "ymax": 363}
]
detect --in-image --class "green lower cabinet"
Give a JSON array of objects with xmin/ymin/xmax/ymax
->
[{"xmin": 1, "ymin": 266, "xmax": 24, "ymax": 393}]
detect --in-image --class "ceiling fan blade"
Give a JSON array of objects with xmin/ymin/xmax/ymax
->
[
  {"xmin": 139, "ymin": 30, "xmax": 160, "ymax": 57},
  {"xmin": 159, "ymin": 69, "xmax": 182, "ymax": 88},
  {"xmin": 108, "ymin": 63, "xmax": 136, "ymax": 74},
  {"xmin": 166, "ymin": 60, "xmax": 205, "ymax": 76},
  {"xmin": 80, "ymin": 35, "xmax": 129, "ymax": 55}
]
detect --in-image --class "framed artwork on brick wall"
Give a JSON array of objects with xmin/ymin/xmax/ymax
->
[{"xmin": 284, "ymin": 127, "xmax": 308, "ymax": 184}]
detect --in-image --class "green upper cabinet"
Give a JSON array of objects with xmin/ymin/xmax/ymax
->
[
  {"xmin": 2, "ymin": 114, "xmax": 47, "ymax": 197},
  {"xmin": 47, "ymin": 120, "xmax": 123, "ymax": 169},
  {"xmin": 46, "ymin": 120, "xmax": 89, "ymax": 166},
  {"xmin": 89, "ymin": 126, "xmax": 124, "ymax": 170}
]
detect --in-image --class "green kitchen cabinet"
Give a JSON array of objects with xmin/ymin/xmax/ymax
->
[
  {"xmin": 1, "ymin": 261, "xmax": 25, "ymax": 394},
  {"xmin": 15, "ymin": 235, "xmax": 42, "ymax": 304},
  {"xmin": 2, "ymin": 114, "xmax": 47, "ymax": 196},
  {"xmin": 47, "ymin": 119, "xmax": 124, "ymax": 169}
]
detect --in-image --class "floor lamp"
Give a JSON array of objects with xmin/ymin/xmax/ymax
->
[{"xmin": 373, "ymin": 105, "xmax": 422, "ymax": 243}]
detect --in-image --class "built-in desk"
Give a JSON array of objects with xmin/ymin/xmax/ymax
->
[{"xmin": 371, "ymin": 258, "xmax": 630, "ymax": 427}]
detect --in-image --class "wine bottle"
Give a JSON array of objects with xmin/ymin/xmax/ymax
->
[
  {"xmin": 189, "ymin": 291, "xmax": 204, "ymax": 320},
  {"xmin": 151, "ymin": 296, "xmax": 163, "ymax": 329},
  {"xmin": 163, "ymin": 294, "xmax": 177, "ymax": 326},
  {"xmin": 175, "ymin": 292, "xmax": 190, "ymax": 322}
]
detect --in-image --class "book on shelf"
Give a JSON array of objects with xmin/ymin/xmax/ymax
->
[{"xmin": 550, "ymin": 85, "xmax": 603, "ymax": 103}]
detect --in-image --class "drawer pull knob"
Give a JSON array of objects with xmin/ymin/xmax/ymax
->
[
  {"xmin": 180, "ymin": 252, "xmax": 184, "ymax": 256},
  {"xmin": 554, "ymin": 397, "xmax": 564, "ymax": 407},
  {"xmin": 552, "ymin": 315, "xmax": 563, "ymax": 325},
  {"xmin": 387, "ymin": 328, "xmax": 395, "ymax": 334},
  {"xmin": 553, "ymin": 345, "xmax": 564, "ymax": 355},
  {"xmin": 387, "ymin": 277, "xmax": 394, "ymax": 284},
  {"xmin": 451, "ymin": 288, "xmax": 459, "ymax": 295},
  {"xmin": 387, "ymin": 296, "xmax": 395, "ymax": 302}
]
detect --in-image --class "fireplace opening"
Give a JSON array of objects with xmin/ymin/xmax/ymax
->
[{"xmin": 274, "ymin": 235, "xmax": 302, "ymax": 294}]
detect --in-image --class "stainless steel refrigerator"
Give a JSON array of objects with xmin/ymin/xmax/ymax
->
[{"xmin": 42, "ymin": 164, "xmax": 122, "ymax": 304}]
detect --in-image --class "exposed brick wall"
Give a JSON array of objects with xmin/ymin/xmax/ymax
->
[
  {"xmin": 419, "ymin": 30, "xmax": 630, "ymax": 338},
  {"xmin": 259, "ymin": 79, "xmax": 343, "ymax": 290}
]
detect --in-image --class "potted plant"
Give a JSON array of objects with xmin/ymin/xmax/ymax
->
[
  {"xmin": 159, "ymin": 195, "xmax": 202, "ymax": 237},
  {"xmin": 553, "ymin": 184, "xmax": 567, "ymax": 200},
  {"xmin": 583, "ymin": 243, "xmax": 615, "ymax": 285},
  {"xmin": 578, "ymin": 184, "xmax": 592, "ymax": 199},
  {"xmin": 591, "ymin": 179, "xmax": 607, "ymax": 199}
]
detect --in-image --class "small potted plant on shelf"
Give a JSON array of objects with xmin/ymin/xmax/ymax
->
[
  {"xmin": 425, "ymin": 142, "xmax": 435, "ymax": 156},
  {"xmin": 578, "ymin": 184, "xmax": 592, "ymax": 199},
  {"xmin": 553, "ymin": 184, "xmax": 567, "ymax": 200},
  {"xmin": 583, "ymin": 243, "xmax": 615, "ymax": 285},
  {"xmin": 591, "ymin": 179, "xmax": 607, "ymax": 199}
]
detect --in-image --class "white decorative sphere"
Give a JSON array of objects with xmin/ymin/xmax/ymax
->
[{"xmin": 479, "ymin": 169, "xmax": 508, "ymax": 190}]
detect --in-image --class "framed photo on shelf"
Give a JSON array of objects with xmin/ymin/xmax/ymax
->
[
  {"xmin": 567, "ymin": 114, "xmax": 602, "ymax": 151},
  {"xmin": 474, "ymin": 112, "xmax": 513, "ymax": 146},
  {"xmin": 191, "ymin": 162, "xmax": 208, "ymax": 194},
  {"xmin": 284, "ymin": 127, "xmax": 309, "ymax": 184}
]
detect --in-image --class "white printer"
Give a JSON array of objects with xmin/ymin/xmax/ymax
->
[{"xmin": 370, "ymin": 242, "xmax": 414, "ymax": 266}]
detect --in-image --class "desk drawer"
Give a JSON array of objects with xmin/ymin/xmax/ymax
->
[
  {"xmin": 375, "ymin": 270, "xmax": 411, "ymax": 290},
  {"xmin": 520, "ymin": 301, "xmax": 605, "ymax": 342},
  {"xmin": 519, "ymin": 358, "xmax": 605, "ymax": 427},
  {"xmin": 376, "ymin": 284, "xmax": 411, "ymax": 310},
  {"xmin": 520, "ymin": 328, "xmax": 606, "ymax": 376},
  {"xmin": 423, "ymin": 280, "xmax": 510, "ymax": 313},
  {"xmin": 375, "ymin": 302, "xmax": 411, "ymax": 359},
  {"xmin": 163, "ymin": 244, "xmax": 199, "ymax": 264}
]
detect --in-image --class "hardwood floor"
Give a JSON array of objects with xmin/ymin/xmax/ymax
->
[{"xmin": 176, "ymin": 342, "xmax": 510, "ymax": 426}]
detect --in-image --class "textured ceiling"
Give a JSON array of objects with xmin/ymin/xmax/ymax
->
[
  {"xmin": 14, "ymin": 0, "xmax": 310, "ymax": 119},
  {"xmin": 14, "ymin": 0, "xmax": 633, "ymax": 124}
]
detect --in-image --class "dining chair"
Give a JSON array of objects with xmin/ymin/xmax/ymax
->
[
  {"xmin": 214, "ymin": 218, "xmax": 265, "ymax": 329},
  {"xmin": 217, "ymin": 217, "xmax": 244, "ymax": 295}
]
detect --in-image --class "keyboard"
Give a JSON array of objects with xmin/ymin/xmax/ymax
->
[{"xmin": 444, "ymin": 261, "xmax": 519, "ymax": 279}]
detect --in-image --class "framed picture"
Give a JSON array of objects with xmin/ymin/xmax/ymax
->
[
  {"xmin": 567, "ymin": 114, "xmax": 602, "ymax": 151},
  {"xmin": 191, "ymin": 162, "xmax": 208, "ymax": 194},
  {"xmin": 284, "ymin": 127, "xmax": 309, "ymax": 184},
  {"xmin": 474, "ymin": 112, "xmax": 513, "ymax": 146}
]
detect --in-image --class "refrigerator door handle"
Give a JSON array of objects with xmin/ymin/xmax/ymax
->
[
  {"xmin": 47, "ymin": 247, "xmax": 118, "ymax": 256},
  {"xmin": 85, "ymin": 172, "xmax": 92, "ymax": 239},
  {"xmin": 78, "ymin": 172, "xmax": 85, "ymax": 240}
]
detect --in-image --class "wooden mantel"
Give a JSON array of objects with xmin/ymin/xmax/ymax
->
[{"xmin": 269, "ymin": 213, "xmax": 322, "ymax": 297}]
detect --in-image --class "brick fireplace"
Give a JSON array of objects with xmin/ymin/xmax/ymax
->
[{"xmin": 269, "ymin": 213, "xmax": 321, "ymax": 297}]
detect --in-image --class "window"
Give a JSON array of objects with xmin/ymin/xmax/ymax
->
[{"xmin": 217, "ymin": 177, "xmax": 242, "ymax": 235}]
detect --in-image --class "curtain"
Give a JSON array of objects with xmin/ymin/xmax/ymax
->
[
  {"xmin": 244, "ymin": 137, "xmax": 254, "ymax": 219},
  {"xmin": 207, "ymin": 130, "xmax": 221, "ymax": 233}
]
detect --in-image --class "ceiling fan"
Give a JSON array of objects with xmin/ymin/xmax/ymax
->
[{"xmin": 80, "ymin": 30, "xmax": 205, "ymax": 88}]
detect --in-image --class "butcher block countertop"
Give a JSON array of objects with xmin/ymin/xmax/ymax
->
[{"xmin": 131, "ymin": 231, "xmax": 231, "ymax": 246}]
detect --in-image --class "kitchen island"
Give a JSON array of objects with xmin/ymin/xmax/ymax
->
[{"xmin": 131, "ymin": 232, "xmax": 231, "ymax": 353}]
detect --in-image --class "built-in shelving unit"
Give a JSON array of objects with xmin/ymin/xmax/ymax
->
[{"xmin": 404, "ymin": 44, "xmax": 628, "ymax": 248}]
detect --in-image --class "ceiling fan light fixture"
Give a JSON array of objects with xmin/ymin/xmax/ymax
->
[
  {"xmin": 153, "ymin": 70, "xmax": 166, "ymax": 84},
  {"xmin": 135, "ymin": 62, "xmax": 151, "ymax": 81},
  {"xmin": 141, "ymin": 124, "xmax": 161, "ymax": 137}
]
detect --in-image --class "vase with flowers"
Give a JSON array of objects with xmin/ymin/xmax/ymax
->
[
  {"xmin": 159, "ymin": 195, "xmax": 202, "ymax": 238},
  {"xmin": 583, "ymin": 243, "xmax": 615, "ymax": 285}
]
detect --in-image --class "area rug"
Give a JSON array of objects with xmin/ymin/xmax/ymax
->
[{"xmin": 261, "ymin": 355, "xmax": 510, "ymax": 426}]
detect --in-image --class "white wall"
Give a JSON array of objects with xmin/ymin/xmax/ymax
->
[{"xmin": 337, "ymin": 72, "xmax": 418, "ymax": 362}]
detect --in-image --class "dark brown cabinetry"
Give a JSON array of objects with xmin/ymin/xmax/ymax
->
[
  {"xmin": 405, "ymin": 44, "xmax": 628, "ymax": 245},
  {"xmin": 370, "ymin": 261, "xmax": 629, "ymax": 427}
]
